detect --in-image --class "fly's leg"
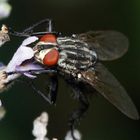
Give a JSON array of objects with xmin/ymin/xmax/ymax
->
[
  {"xmin": 8, "ymin": 29, "xmax": 30, "ymax": 37},
  {"xmin": 29, "ymin": 80, "xmax": 52, "ymax": 104},
  {"xmin": 48, "ymin": 75, "xmax": 58, "ymax": 104},
  {"xmin": 9, "ymin": 19, "xmax": 52, "ymax": 37},
  {"xmin": 68, "ymin": 83, "xmax": 89, "ymax": 140},
  {"xmin": 29, "ymin": 75, "xmax": 58, "ymax": 105},
  {"xmin": 23, "ymin": 18, "xmax": 52, "ymax": 33}
]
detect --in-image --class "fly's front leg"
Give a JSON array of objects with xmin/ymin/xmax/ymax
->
[
  {"xmin": 23, "ymin": 19, "xmax": 52, "ymax": 33},
  {"xmin": 48, "ymin": 75, "xmax": 58, "ymax": 104},
  {"xmin": 30, "ymin": 75, "xmax": 58, "ymax": 105},
  {"xmin": 9, "ymin": 19, "xmax": 52, "ymax": 37},
  {"xmin": 30, "ymin": 80, "xmax": 52, "ymax": 104}
]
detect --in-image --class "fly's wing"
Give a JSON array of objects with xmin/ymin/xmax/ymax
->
[
  {"xmin": 81, "ymin": 63, "xmax": 139, "ymax": 120},
  {"xmin": 77, "ymin": 31, "xmax": 129, "ymax": 61}
]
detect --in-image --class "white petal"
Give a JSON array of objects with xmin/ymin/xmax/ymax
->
[
  {"xmin": 0, "ymin": 2, "xmax": 12, "ymax": 19},
  {"xmin": 21, "ymin": 36, "xmax": 38, "ymax": 46},
  {"xmin": 65, "ymin": 130, "xmax": 82, "ymax": 140},
  {"xmin": 32, "ymin": 112, "xmax": 49, "ymax": 139}
]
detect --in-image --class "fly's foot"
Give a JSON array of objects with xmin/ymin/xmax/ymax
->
[{"xmin": 68, "ymin": 114, "xmax": 82, "ymax": 140}]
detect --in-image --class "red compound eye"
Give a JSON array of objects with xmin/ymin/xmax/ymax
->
[
  {"xmin": 40, "ymin": 34, "xmax": 56, "ymax": 43},
  {"xmin": 43, "ymin": 49, "xmax": 59, "ymax": 66}
]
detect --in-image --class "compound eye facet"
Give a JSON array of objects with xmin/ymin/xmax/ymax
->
[{"xmin": 43, "ymin": 49, "xmax": 59, "ymax": 66}]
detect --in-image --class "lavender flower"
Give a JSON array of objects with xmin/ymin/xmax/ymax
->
[{"xmin": 0, "ymin": 36, "xmax": 43, "ymax": 91}]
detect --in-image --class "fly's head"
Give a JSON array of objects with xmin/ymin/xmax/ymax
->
[{"xmin": 34, "ymin": 33, "xmax": 59, "ymax": 67}]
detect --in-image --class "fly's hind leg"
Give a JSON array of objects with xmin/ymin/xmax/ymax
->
[{"xmin": 68, "ymin": 82, "xmax": 89, "ymax": 140}]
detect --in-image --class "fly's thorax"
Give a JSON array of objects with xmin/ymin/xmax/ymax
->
[{"xmin": 57, "ymin": 36, "xmax": 97, "ymax": 72}]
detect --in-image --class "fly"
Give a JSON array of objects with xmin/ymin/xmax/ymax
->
[{"xmin": 0, "ymin": 19, "xmax": 139, "ymax": 140}]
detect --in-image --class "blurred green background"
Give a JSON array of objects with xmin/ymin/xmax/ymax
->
[{"xmin": 0, "ymin": 0, "xmax": 140, "ymax": 139}]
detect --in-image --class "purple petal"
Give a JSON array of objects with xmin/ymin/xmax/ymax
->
[
  {"xmin": 15, "ymin": 63, "xmax": 44, "ymax": 78},
  {"xmin": 6, "ymin": 36, "xmax": 38, "ymax": 73},
  {"xmin": 23, "ymin": 73, "xmax": 37, "ymax": 79},
  {"xmin": 15, "ymin": 63, "xmax": 44, "ymax": 72},
  {"xmin": 6, "ymin": 46, "xmax": 34, "ymax": 72}
]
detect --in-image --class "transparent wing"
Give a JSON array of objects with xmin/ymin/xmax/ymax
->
[
  {"xmin": 77, "ymin": 31, "xmax": 129, "ymax": 61},
  {"xmin": 81, "ymin": 63, "xmax": 139, "ymax": 120}
]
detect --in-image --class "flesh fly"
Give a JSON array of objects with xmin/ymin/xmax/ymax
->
[{"xmin": 0, "ymin": 19, "xmax": 139, "ymax": 140}]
